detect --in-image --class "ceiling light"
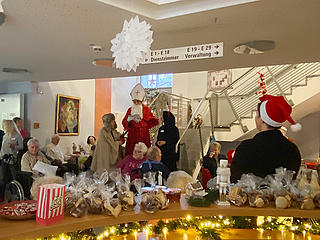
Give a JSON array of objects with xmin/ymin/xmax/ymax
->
[
  {"xmin": 233, "ymin": 40, "xmax": 275, "ymax": 55},
  {"xmin": 145, "ymin": 0, "xmax": 181, "ymax": 5}
]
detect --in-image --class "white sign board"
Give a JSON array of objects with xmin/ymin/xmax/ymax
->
[{"xmin": 142, "ymin": 42, "xmax": 223, "ymax": 64}]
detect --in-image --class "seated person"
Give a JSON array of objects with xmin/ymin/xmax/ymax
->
[
  {"xmin": 21, "ymin": 138, "xmax": 51, "ymax": 176},
  {"xmin": 116, "ymin": 142, "xmax": 147, "ymax": 180},
  {"xmin": 141, "ymin": 146, "xmax": 170, "ymax": 181},
  {"xmin": 17, "ymin": 137, "xmax": 33, "ymax": 169},
  {"xmin": 203, "ymin": 142, "xmax": 226, "ymax": 178},
  {"xmin": 82, "ymin": 145, "xmax": 96, "ymax": 171},
  {"xmin": 231, "ymin": 95, "xmax": 301, "ymax": 183},
  {"xmin": 86, "ymin": 135, "xmax": 96, "ymax": 155},
  {"xmin": 45, "ymin": 135, "xmax": 69, "ymax": 164},
  {"xmin": 45, "ymin": 134, "xmax": 79, "ymax": 176}
]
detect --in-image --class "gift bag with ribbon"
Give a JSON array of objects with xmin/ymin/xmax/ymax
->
[{"xmin": 36, "ymin": 184, "xmax": 65, "ymax": 226}]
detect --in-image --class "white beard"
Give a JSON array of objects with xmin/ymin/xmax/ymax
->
[{"xmin": 131, "ymin": 104, "xmax": 143, "ymax": 118}]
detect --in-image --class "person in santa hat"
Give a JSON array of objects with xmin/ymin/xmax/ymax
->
[
  {"xmin": 122, "ymin": 84, "xmax": 159, "ymax": 156},
  {"xmin": 231, "ymin": 95, "xmax": 302, "ymax": 183}
]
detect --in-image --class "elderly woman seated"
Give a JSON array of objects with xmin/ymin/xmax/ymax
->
[
  {"xmin": 21, "ymin": 138, "xmax": 51, "ymax": 177},
  {"xmin": 116, "ymin": 142, "xmax": 147, "ymax": 180}
]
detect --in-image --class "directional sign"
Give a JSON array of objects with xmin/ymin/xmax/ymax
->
[{"xmin": 142, "ymin": 42, "xmax": 223, "ymax": 64}]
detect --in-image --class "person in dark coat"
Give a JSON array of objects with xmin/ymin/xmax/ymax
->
[
  {"xmin": 231, "ymin": 95, "xmax": 302, "ymax": 183},
  {"xmin": 203, "ymin": 142, "xmax": 226, "ymax": 178},
  {"xmin": 156, "ymin": 111, "xmax": 180, "ymax": 172},
  {"xmin": 0, "ymin": 130, "xmax": 4, "ymax": 151},
  {"xmin": 141, "ymin": 146, "xmax": 170, "ymax": 181}
]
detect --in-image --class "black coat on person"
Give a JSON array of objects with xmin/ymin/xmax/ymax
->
[
  {"xmin": 156, "ymin": 111, "xmax": 180, "ymax": 172},
  {"xmin": 203, "ymin": 153, "xmax": 226, "ymax": 178},
  {"xmin": 231, "ymin": 129, "xmax": 301, "ymax": 183}
]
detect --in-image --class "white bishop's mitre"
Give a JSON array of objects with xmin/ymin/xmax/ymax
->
[{"xmin": 130, "ymin": 83, "xmax": 145, "ymax": 101}]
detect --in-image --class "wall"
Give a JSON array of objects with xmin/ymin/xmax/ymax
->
[
  {"xmin": 26, "ymin": 80, "xmax": 95, "ymax": 154},
  {"xmin": 172, "ymin": 71, "xmax": 207, "ymax": 99},
  {"xmin": 288, "ymin": 112, "xmax": 320, "ymax": 160},
  {"xmin": 0, "ymin": 93, "xmax": 24, "ymax": 130},
  {"xmin": 111, "ymin": 76, "xmax": 138, "ymax": 133},
  {"xmin": 94, "ymin": 78, "xmax": 111, "ymax": 137}
]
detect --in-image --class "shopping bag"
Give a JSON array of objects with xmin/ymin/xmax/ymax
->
[{"xmin": 36, "ymin": 184, "xmax": 65, "ymax": 226}]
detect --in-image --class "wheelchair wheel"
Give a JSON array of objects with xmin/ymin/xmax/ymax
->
[{"xmin": 4, "ymin": 180, "xmax": 25, "ymax": 202}]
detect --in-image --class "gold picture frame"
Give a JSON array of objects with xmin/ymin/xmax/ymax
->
[{"xmin": 55, "ymin": 94, "xmax": 80, "ymax": 136}]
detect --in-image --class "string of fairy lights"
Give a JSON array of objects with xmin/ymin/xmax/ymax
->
[{"xmin": 37, "ymin": 215, "xmax": 320, "ymax": 240}]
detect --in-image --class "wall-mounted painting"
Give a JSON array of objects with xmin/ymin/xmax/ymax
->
[{"xmin": 55, "ymin": 94, "xmax": 80, "ymax": 135}]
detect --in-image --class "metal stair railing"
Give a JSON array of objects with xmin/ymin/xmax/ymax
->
[
  {"xmin": 216, "ymin": 62, "xmax": 320, "ymax": 131},
  {"xmin": 175, "ymin": 89, "xmax": 211, "ymax": 152}
]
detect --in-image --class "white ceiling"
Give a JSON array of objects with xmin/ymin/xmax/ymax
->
[{"xmin": 0, "ymin": 0, "xmax": 319, "ymax": 83}]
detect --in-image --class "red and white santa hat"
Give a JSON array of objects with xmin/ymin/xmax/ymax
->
[{"xmin": 259, "ymin": 95, "xmax": 302, "ymax": 132}]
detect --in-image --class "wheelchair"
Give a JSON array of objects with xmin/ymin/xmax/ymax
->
[{"xmin": 0, "ymin": 154, "xmax": 33, "ymax": 202}]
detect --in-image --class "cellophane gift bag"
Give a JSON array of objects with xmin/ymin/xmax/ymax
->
[{"xmin": 36, "ymin": 184, "xmax": 65, "ymax": 226}]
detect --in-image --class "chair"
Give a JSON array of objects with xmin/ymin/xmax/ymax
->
[{"xmin": 0, "ymin": 154, "xmax": 33, "ymax": 201}]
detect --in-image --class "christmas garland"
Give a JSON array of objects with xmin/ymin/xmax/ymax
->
[{"xmin": 40, "ymin": 215, "xmax": 320, "ymax": 240}]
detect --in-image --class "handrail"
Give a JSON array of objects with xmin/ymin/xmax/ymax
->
[
  {"xmin": 215, "ymin": 67, "xmax": 257, "ymax": 94},
  {"xmin": 175, "ymin": 89, "xmax": 210, "ymax": 152},
  {"xmin": 148, "ymin": 92, "xmax": 192, "ymax": 108}
]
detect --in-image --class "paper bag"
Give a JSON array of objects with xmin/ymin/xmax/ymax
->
[{"xmin": 36, "ymin": 184, "xmax": 65, "ymax": 226}]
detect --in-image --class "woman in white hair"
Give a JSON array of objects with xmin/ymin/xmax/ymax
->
[
  {"xmin": 116, "ymin": 142, "xmax": 147, "ymax": 181},
  {"xmin": 91, "ymin": 113, "xmax": 124, "ymax": 172}
]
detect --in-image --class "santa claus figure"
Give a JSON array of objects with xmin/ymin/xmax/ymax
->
[{"xmin": 122, "ymin": 84, "xmax": 159, "ymax": 156}]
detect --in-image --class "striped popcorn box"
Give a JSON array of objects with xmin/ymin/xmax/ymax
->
[{"xmin": 36, "ymin": 184, "xmax": 65, "ymax": 226}]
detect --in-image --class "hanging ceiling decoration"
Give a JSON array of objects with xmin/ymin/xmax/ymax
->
[{"xmin": 110, "ymin": 16, "xmax": 153, "ymax": 72}]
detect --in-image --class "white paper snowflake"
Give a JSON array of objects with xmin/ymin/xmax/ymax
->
[{"xmin": 110, "ymin": 16, "xmax": 153, "ymax": 72}]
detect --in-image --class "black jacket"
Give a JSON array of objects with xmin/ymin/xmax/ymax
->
[
  {"xmin": 231, "ymin": 129, "xmax": 301, "ymax": 183},
  {"xmin": 203, "ymin": 153, "xmax": 226, "ymax": 178},
  {"xmin": 0, "ymin": 130, "xmax": 4, "ymax": 151},
  {"xmin": 156, "ymin": 111, "xmax": 180, "ymax": 172},
  {"xmin": 141, "ymin": 159, "xmax": 171, "ymax": 180}
]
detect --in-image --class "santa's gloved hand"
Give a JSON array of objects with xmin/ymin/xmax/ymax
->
[
  {"xmin": 127, "ymin": 115, "xmax": 134, "ymax": 122},
  {"xmin": 133, "ymin": 114, "xmax": 141, "ymax": 123}
]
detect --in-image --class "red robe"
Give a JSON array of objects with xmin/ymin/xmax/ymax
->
[{"xmin": 122, "ymin": 104, "xmax": 158, "ymax": 156}]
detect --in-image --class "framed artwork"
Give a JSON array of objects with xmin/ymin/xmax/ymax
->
[
  {"xmin": 207, "ymin": 69, "xmax": 232, "ymax": 91},
  {"xmin": 55, "ymin": 94, "xmax": 80, "ymax": 136}
]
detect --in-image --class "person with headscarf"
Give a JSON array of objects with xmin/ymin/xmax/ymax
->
[
  {"xmin": 91, "ymin": 113, "xmax": 124, "ymax": 172},
  {"xmin": 0, "ymin": 119, "xmax": 23, "ymax": 161},
  {"xmin": 0, "ymin": 119, "xmax": 23, "ymax": 200},
  {"xmin": 156, "ymin": 111, "xmax": 180, "ymax": 172},
  {"xmin": 122, "ymin": 84, "xmax": 159, "ymax": 156}
]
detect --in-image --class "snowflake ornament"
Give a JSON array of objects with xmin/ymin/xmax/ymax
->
[{"xmin": 110, "ymin": 16, "xmax": 153, "ymax": 72}]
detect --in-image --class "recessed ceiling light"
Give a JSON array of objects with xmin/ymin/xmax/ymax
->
[
  {"xmin": 145, "ymin": 0, "xmax": 181, "ymax": 5},
  {"xmin": 92, "ymin": 58, "xmax": 114, "ymax": 67},
  {"xmin": 233, "ymin": 40, "xmax": 275, "ymax": 55}
]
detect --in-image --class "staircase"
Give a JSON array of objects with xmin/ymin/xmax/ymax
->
[
  {"xmin": 214, "ymin": 62, "xmax": 320, "ymax": 141},
  {"xmin": 149, "ymin": 62, "xmax": 320, "ymax": 174}
]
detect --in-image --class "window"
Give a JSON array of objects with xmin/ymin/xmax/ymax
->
[{"xmin": 140, "ymin": 73, "xmax": 173, "ymax": 89}]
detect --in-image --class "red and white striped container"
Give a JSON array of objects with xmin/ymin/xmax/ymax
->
[{"xmin": 36, "ymin": 184, "xmax": 65, "ymax": 226}]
